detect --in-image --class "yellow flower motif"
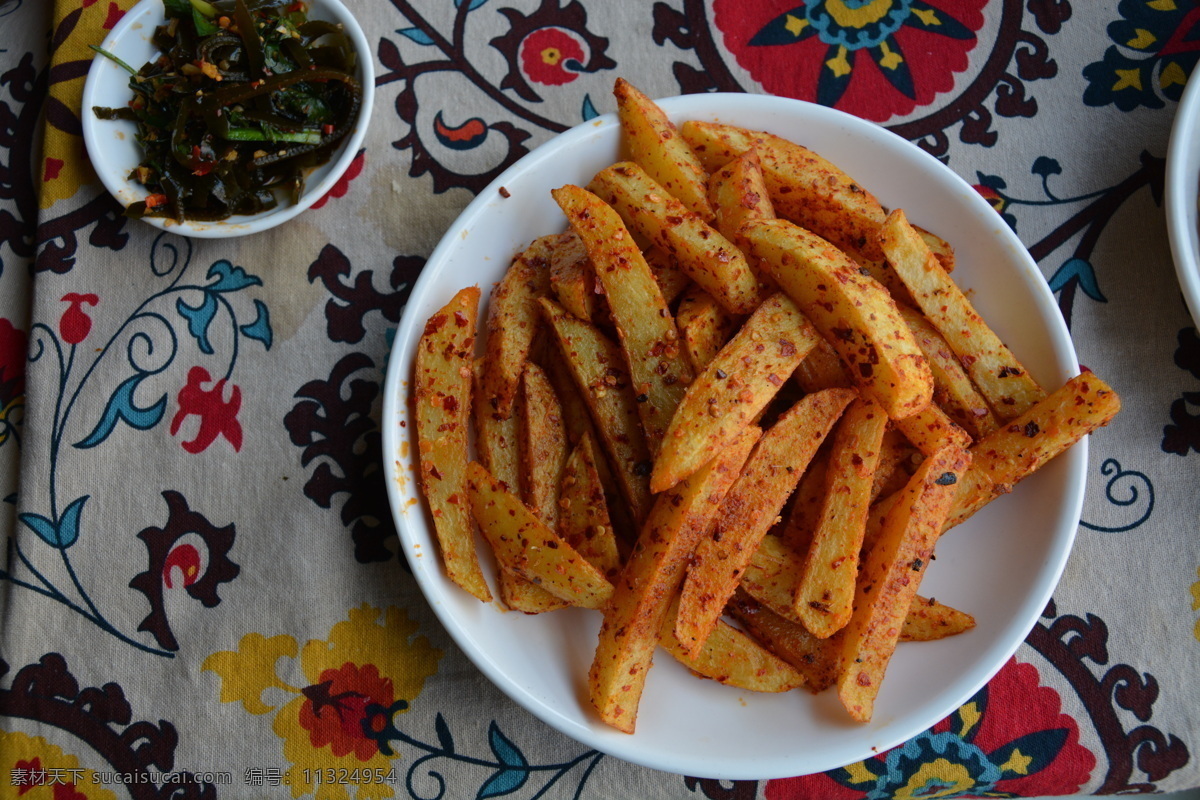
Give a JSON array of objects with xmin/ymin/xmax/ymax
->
[
  {"xmin": 43, "ymin": 0, "xmax": 141, "ymax": 210},
  {"xmin": 203, "ymin": 604, "xmax": 443, "ymax": 800},
  {"xmin": 1, "ymin": 730, "xmax": 118, "ymax": 799}
]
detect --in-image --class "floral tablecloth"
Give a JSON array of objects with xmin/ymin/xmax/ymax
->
[{"xmin": 2, "ymin": 1, "xmax": 1198, "ymax": 798}]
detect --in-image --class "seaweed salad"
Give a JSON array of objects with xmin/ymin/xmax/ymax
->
[{"xmin": 92, "ymin": 0, "xmax": 362, "ymax": 222}]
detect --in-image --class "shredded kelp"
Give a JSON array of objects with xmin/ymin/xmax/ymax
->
[{"xmin": 92, "ymin": 0, "xmax": 361, "ymax": 222}]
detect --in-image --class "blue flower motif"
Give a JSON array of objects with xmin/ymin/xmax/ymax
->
[{"xmin": 866, "ymin": 730, "xmax": 1003, "ymax": 800}]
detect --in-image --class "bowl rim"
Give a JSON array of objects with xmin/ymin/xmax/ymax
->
[
  {"xmin": 380, "ymin": 90, "xmax": 1085, "ymax": 780},
  {"xmin": 1166, "ymin": 70, "xmax": 1200, "ymax": 327},
  {"xmin": 80, "ymin": 0, "xmax": 374, "ymax": 238}
]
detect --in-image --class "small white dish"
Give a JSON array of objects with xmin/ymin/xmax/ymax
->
[
  {"xmin": 381, "ymin": 93, "xmax": 1084, "ymax": 780},
  {"xmin": 1167, "ymin": 71, "xmax": 1200, "ymax": 327},
  {"xmin": 80, "ymin": 0, "xmax": 373, "ymax": 238}
]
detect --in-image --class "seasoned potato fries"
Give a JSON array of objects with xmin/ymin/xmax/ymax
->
[{"xmin": 408, "ymin": 78, "xmax": 1120, "ymax": 735}]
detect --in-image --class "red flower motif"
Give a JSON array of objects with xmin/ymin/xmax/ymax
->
[
  {"xmin": 767, "ymin": 659, "xmax": 1094, "ymax": 799},
  {"xmin": 163, "ymin": 543, "xmax": 203, "ymax": 588},
  {"xmin": 58, "ymin": 293, "xmax": 98, "ymax": 345},
  {"xmin": 170, "ymin": 366, "xmax": 243, "ymax": 454},
  {"xmin": 712, "ymin": 0, "xmax": 986, "ymax": 122},
  {"xmin": 311, "ymin": 149, "xmax": 365, "ymax": 209},
  {"xmin": 300, "ymin": 663, "xmax": 395, "ymax": 760},
  {"xmin": 520, "ymin": 28, "xmax": 585, "ymax": 86},
  {"xmin": 0, "ymin": 317, "xmax": 26, "ymax": 402}
]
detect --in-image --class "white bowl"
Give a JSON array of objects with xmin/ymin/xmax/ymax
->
[
  {"xmin": 381, "ymin": 93, "xmax": 1084, "ymax": 780},
  {"xmin": 80, "ymin": 0, "xmax": 373, "ymax": 238},
  {"xmin": 1167, "ymin": 71, "xmax": 1200, "ymax": 326}
]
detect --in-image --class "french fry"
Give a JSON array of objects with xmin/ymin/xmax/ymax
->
[
  {"xmin": 549, "ymin": 231, "xmax": 605, "ymax": 323},
  {"xmin": 587, "ymin": 162, "xmax": 763, "ymax": 315},
  {"xmin": 901, "ymin": 596, "xmax": 976, "ymax": 642},
  {"xmin": 898, "ymin": 305, "xmax": 999, "ymax": 441},
  {"xmin": 481, "ymin": 235, "xmax": 555, "ymax": 420},
  {"xmin": 892, "ymin": 402, "xmax": 973, "ymax": 456},
  {"xmin": 726, "ymin": 588, "xmax": 842, "ymax": 693},
  {"xmin": 643, "ymin": 246, "xmax": 693, "ymax": 306},
  {"xmin": 652, "ymin": 292, "xmax": 821, "ymax": 493},
  {"xmin": 660, "ymin": 594, "xmax": 805, "ymax": 692},
  {"xmin": 793, "ymin": 396, "xmax": 889, "ymax": 638},
  {"xmin": 538, "ymin": 297, "xmax": 654, "ymax": 522},
  {"xmin": 743, "ymin": 218, "xmax": 933, "ymax": 420},
  {"xmin": 676, "ymin": 287, "xmax": 737, "ymax": 374},
  {"xmin": 837, "ymin": 444, "xmax": 972, "ymax": 722},
  {"xmin": 681, "ymin": 120, "xmax": 887, "ymax": 260},
  {"xmin": 707, "ymin": 147, "xmax": 776, "ymax": 260},
  {"xmin": 473, "ymin": 357, "xmax": 520, "ymax": 491},
  {"xmin": 614, "ymin": 77, "xmax": 714, "ymax": 220},
  {"xmin": 467, "ymin": 462, "xmax": 614, "ymax": 609},
  {"xmin": 916, "ymin": 225, "xmax": 955, "ymax": 273},
  {"xmin": 558, "ymin": 432, "xmax": 621, "ymax": 579},
  {"xmin": 553, "ymin": 184, "xmax": 693, "ymax": 453},
  {"xmin": 415, "ymin": 287, "xmax": 492, "ymax": 603},
  {"xmin": 589, "ymin": 427, "xmax": 760, "ymax": 733},
  {"xmin": 675, "ymin": 388, "xmax": 856, "ymax": 657},
  {"xmin": 945, "ymin": 370, "xmax": 1121, "ymax": 531},
  {"xmin": 878, "ymin": 209, "xmax": 1045, "ymax": 420}
]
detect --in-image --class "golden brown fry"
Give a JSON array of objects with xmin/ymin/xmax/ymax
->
[
  {"xmin": 838, "ymin": 445, "xmax": 972, "ymax": 722},
  {"xmin": 588, "ymin": 427, "xmax": 760, "ymax": 733},
  {"xmin": 681, "ymin": 120, "xmax": 887, "ymax": 260},
  {"xmin": 553, "ymin": 184, "xmax": 693, "ymax": 453},
  {"xmin": 467, "ymin": 462, "xmax": 614, "ymax": 609},
  {"xmin": 901, "ymin": 596, "xmax": 976, "ymax": 642},
  {"xmin": 660, "ymin": 594, "xmax": 805, "ymax": 692},
  {"xmin": 588, "ymin": 162, "xmax": 763, "ymax": 315},
  {"xmin": 482, "ymin": 235, "xmax": 555, "ymax": 421},
  {"xmin": 743, "ymin": 218, "xmax": 933, "ymax": 420},
  {"xmin": 793, "ymin": 396, "xmax": 889, "ymax": 638},
  {"xmin": 707, "ymin": 147, "xmax": 776, "ymax": 258},
  {"xmin": 945, "ymin": 370, "xmax": 1121, "ymax": 530},
  {"xmin": 559, "ymin": 432, "xmax": 621, "ymax": 579},
  {"xmin": 892, "ymin": 402, "xmax": 973, "ymax": 456},
  {"xmin": 538, "ymin": 297, "xmax": 654, "ymax": 522},
  {"xmin": 643, "ymin": 246, "xmax": 693, "ymax": 306},
  {"xmin": 898, "ymin": 305, "xmax": 999, "ymax": 441},
  {"xmin": 915, "ymin": 225, "xmax": 955, "ymax": 273},
  {"xmin": 473, "ymin": 357, "xmax": 520, "ymax": 491},
  {"xmin": 726, "ymin": 588, "xmax": 842, "ymax": 693},
  {"xmin": 415, "ymin": 287, "xmax": 492, "ymax": 603},
  {"xmin": 652, "ymin": 292, "xmax": 820, "ymax": 493},
  {"xmin": 676, "ymin": 388, "xmax": 856, "ymax": 657},
  {"xmin": 676, "ymin": 287, "xmax": 737, "ymax": 374},
  {"xmin": 793, "ymin": 337, "xmax": 853, "ymax": 394},
  {"xmin": 614, "ymin": 77, "xmax": 714, "ymax": 220},
  {"xmin": 548, "ymin": 231, "xmax": 605, "ymax": 323},
  {"xmin": 878, "ymin": 209, "xmax": 1045, "ymax": 420}
]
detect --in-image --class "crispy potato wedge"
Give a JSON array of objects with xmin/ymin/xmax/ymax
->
[
  {"xmin": 741, "ymin": 533, "xmax": 807, "ymax": 624},
  {"xmin": 945, "ymin": 370, "xmax": 1121, "ymax": 531},
  {"xmin": 652, "ymin": 292, "xmax": 821, "ymax": 493},
  {"xmin": 473, "ymin": 357, "xmax": 520, "ymax": 491},
  {"xmin": 588, "ymin": 162, "xmax": 763, "ymax": 315},
  {"xmin": 726, "ymin": 588, "xmax": 842, "ymax": 693},
  {"xmin": 467, "ymin": 462, "xmax": 613, "ymax": 609},
  {"xmin": 838, "ymin": 445, "xmax": 971, "ymax": 722},
  {"xmin": 892, "ymin": 401, "xmax": 973, "ymax": 456},
  {"xmin": 916, "ymin": 225, "xmax": 955, "ymax": 273},
  {"xmin": 553, "ymin": 184, "xmax": 693, "ymax": 453},
  {"xmin": 878, "ymin": 209, "xmax": 1045, "ymax": 420},
  {"xmin": 793, "ymin": 337, "xmax": 852, "ymax": 394},
  {"xmin": 559, "ymin": 432, "xmax": 621, "ymax": 580},
  {"xmin": 743, "ymin": 218, "xmax": 933, "ymax": 420},
  {"xmin": 549, "ymin": 231, "xmax": 605, "ymax": 323},
  {"xmin": 901, "ymin": 596, "xmax": 976, "ymax": 642},
  {"xmin": 707, "ymin": 147, "xmax": 776, "ymax": 257},
  {"xmin": 588, "ymin": 426, "xmax": 760, "ymax": 733},
  {"xmin": 482, "ymin": 235, "xmax": 556, "ymax": 420},
  {"xmin": 539, "ymin": 297, "xmax": 654, "ymax": 522},
  {"xmin": 794, "ymin": 396, "xmax": 889, "ymax": 638},
  {"xmin": 676, "ymin": 388, "xmax": 856, "ymax": 657},
  {"xmin": 643, "ymin": 246, "xmax": 694, "ymax": 306},
  {"xmin": 660, "ymin": 594, "xmax": 805, "ymax": 692},
  {"xmin": 614, "ymin": 77, "xmax": 714, "ymax": 220},
  {"xmin": 415, "ymin": 287, "xmax": 491, "ymax": 603},
  {"xmin": 676, "ymin": 287, "xmax": 738, "ymax": 374},
  {"xmin": 899, "ymin": 305, "xmax": 999, "ymax": 441},
  {"xmin": 681, "ymin": 120, "xmax": 887, "ymax": 260}
]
